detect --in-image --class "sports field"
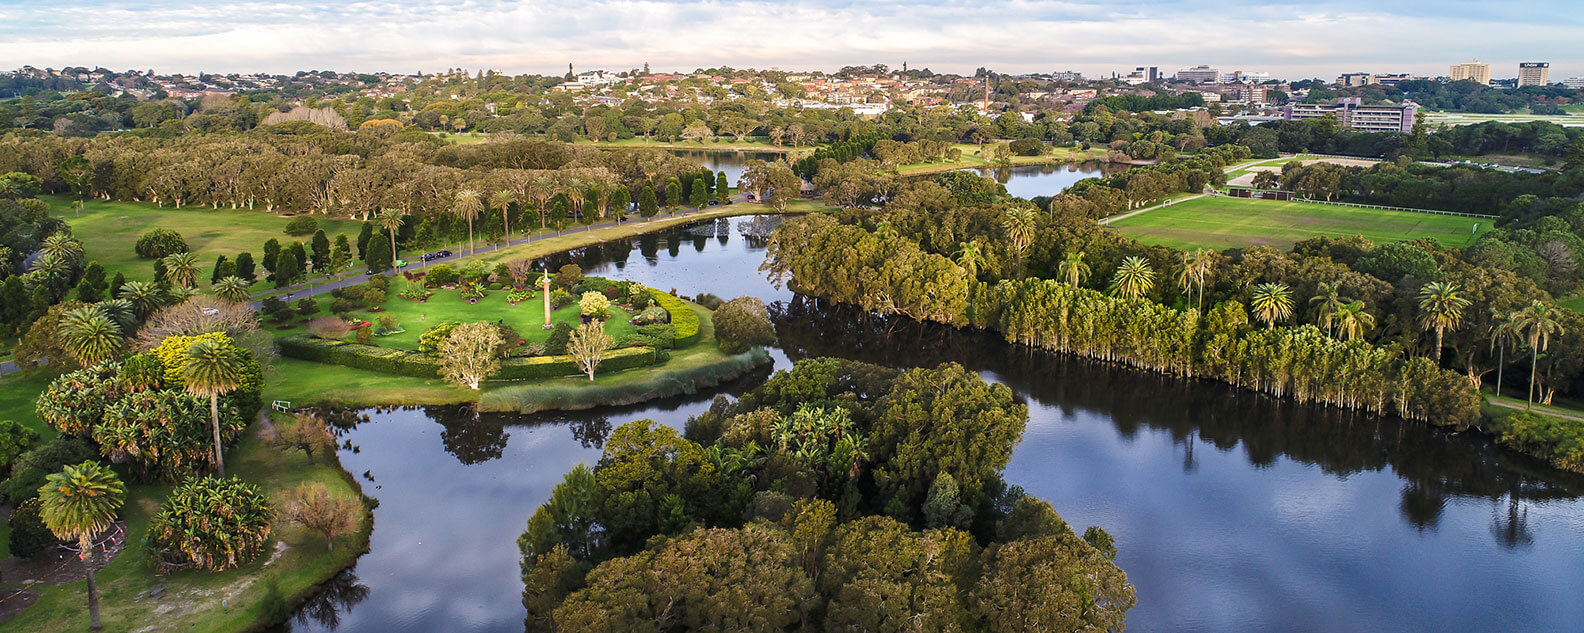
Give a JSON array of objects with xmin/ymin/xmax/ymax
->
[{"xmin": 1108, "ymin": 196, "xmax": 1490, "ymax": 251}]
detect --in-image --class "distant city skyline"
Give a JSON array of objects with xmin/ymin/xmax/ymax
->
[{"xmin": 1, "ymin": 0, "xmax": 1579, "ymax": 80}]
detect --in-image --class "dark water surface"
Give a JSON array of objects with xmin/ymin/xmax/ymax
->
[
  {"xmin": 970, "ymin": 161, "xmax": 1119, "ymax": 200},
  {"xmin": 284, "ymin": 220, "xmax": 1584, "ymax": 633}
]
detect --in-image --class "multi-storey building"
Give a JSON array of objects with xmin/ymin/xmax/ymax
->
[
  {"xmin": 1449, "ymin": 61, "xmax": 1491, "ymax": 85},
  {"xmin": 1176, "ymin": 65, "xmax": 1219, "ymax": 83},
  {"xmin": 1283, "ymin": 97, "xmax": 1418, "ymax": 133},
  {"xmin": 1518, "ymin": 62, "xmax": 1550, "ymax": 87},
  {"xmin": 1564, "ymin": 76, "xmax": 1584, "ymax": 89}
]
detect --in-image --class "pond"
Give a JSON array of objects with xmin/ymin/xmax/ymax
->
[
  {"xmin": 966, "ymin": 161, "xmax": 1120, "ymax": 200},
  {"xmin": 668, "ymin": 149, "xmax": 785, "ymax": 186},
  {"xmin": 280, "ymin": 218, "xmax": 1584, "ymax": 633}
]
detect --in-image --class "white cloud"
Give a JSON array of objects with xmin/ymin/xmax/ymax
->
[{"xmin": 1, "ymin": 0, "xmax": 1579, "ymax": 79}]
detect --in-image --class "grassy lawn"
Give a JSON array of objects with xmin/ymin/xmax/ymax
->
[
  {"xmin": 322, "ymin": 280, "xmax": 638, "ymax": 351},
  {"xmin": 47, "ymin": 196, "xmax": 364, "ymax": 290},
  {"xmin": 1108, "ymin": 195, "xmax": 1490, "ymax": 251},
  {"xmin": 1483, "ymin": 391, "xmax": 1584, "ymax": 422},
  {"xmin": 0, "ymin": 366, "xmax": 369, "ymax": 632},
  {"xmin": 1559, "ymin": 292, "xmax": 1584, "ymax": 313}
]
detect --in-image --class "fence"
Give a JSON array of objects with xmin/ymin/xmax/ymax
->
[{"xmin": 1288, "ymin": 197, "xmax": 1498, "ymax": 219}]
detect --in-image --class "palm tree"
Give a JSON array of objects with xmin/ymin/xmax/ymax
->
[
  {"xmin": 1512, "ymin": 301, "xmax": 1566, "ymax": 407},
  {"xmin": 376, "ymin": 208, "xmax": 405, "ymax": 264},
  {"xmin": 1333, "ymin": 300, "xmax": 1375, "ymax": 342},
  {"xmin": 29, "ymin": 253, "xmax": 70, "ymax": 279},
  {"xmin": 1250, "ymin": 282, "xmax": 1294, "ymax": 329},
  {"xmin": 1176, "ymin": 249, "xmax": 1213, "ymax": 311},
  {"xmin": 1490, "ymin": 310, "xmax": 1520, "ymax": 399},
  {"xmin": 40, "ymin": 233, "xmax": 83, "ymax": 263},
  {"xmin": 1108, "ymin": 256, "xmax": 1155, "ymax": 300},
  {"xmin": 1417, "ymin": 281, "xmax": 1471, "ymax": 362},
  {"xmin": 956, "ymin": 240, "xmax": 984, "ymax": 281},
  {"xmin": 491, "ymin": 190, "xmax": 516, "ymax": 237},
  {"xmin": 58, "ymin": 306, "xmax": 124, "ymax": 367},
  {"xmin": 1002, "ymin": 207, "xmax": 1037, "ymax": 256},
  {"xmin": 117, "ymin": 280, "xmax": 161, "ymax": 319},
  {"xmin": 1310, "ymin": 282, "xmax": 1345, "ymax": 337},
  {"xmin": 183, "ymin": 338, "xmax": 245, "ymax": 477},
  {"xmin": 213, "ymin": 276, "xmax": 251, "ymax": 304},
  {"xmin": 453, "ymin": 189, "xmax": 483, "ymax": 255},
  {"xmin": 162, "ymin": 251, "xmax": 200, "ymax": 288},
  {"xmin": 38, "ymin": 460, "xmax": 125, "ymax": 631},
  {"xmin": 1059, "ymin": 251, "xmax": 1090, "ymax": 288}
]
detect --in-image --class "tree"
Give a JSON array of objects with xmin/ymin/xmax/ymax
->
[
  {"xmin": 118, "ymin": 280, "xmax": 162, "ymax": 320},
  {"xmin": 972, "ymin": 534, "xmax": 1135, "ymax": 633},
  {"xmin": 58, "ymin": 306, "xmax": 124, "ymax": 366},
  {"xmin": 1250, "ymin": 282, "xmax": 1293, "ymax": 329},
  {"xmin": 1513, "ymin": 301, "xmax": 1566, "ymax": 407},
  {"xmin": 282, "ymin": 482, "xmax": 361, "ymax": 551},
  {"xmin": 263, "ymin": 238, "xmax": 281, "ymax": 274},
  {"xmin": 713, "ymin": 296, "xmax": 776, "ymax": 354},
  {"xmin": 439, "ymin": 321, "xmax": 503, "ymax": 390},
  {"xmin": 638, "ymin": 182, "xmax": 659, "ymax": 218},
  {"xmin": 690, "ymin": 176, "xmax": 709, "ymax": 209},
  {"xmin": 610, "ymin": 185, "xmax": 631, "ymax": 221},
  {"xmin": 1491, "ymin": 310, "xmax": 1520, "ymax": 398},
  {"xmin": 1002, "ymin": 207, "xmax": 1036, "ymax": 256},
  {"xmin": 363, "ymin": 234, "xmax": 391, "ymax": 274},
  {"xmin": 310, "ymin": 230, "xmax": 331, "ymax": 272},
  {"xmin": 330, "ymin": 235, "xmax": 352, "ymax": 273},
  {"xmin": 1309, "ymin": 282, "xmax": 1344, "ymax": 337},
  {"xmin": 135, "ymin": 228, "xmax": 187, "ymax": 259},
  {"xmin": 38, "ymin": 460, "xmax": 125, "ymax": 630},
  {"xmin": 1108, "ymin": 256, "xmax": 1154, "ymax": 300},
  {"xmin": 491, "ymin": 190, "xmax": 516, "ymax": 237},
  {"xmin": 1177, "ymin": 248, "xmax": 1213, "ymax": 311},
  {"xmin": 146, "ymin": 476, "xmax": 272, "ymax": 572},
  {"xmin": 665, "ymin": 178, "xmax": 682, "ymax": 211},
  {"xmin": 1334, "ymin": 300, "xmax": 1375, "ymax": 342},
  {"xmin": 265, "ymin": 413, "xmax": 335, "ymax": 464},
  {"xmin": 956, "ymin": 240, "xmax": 984, "ymax": 282},
  {"xmin": 183, "ymin": 337, "xmax": 245, "ymax": 477},
  {"xmin": 1058, "ymin": 251, "xmax": 1090, "ymax": 287},
  {"xmin": 376, "ymin": 208, "xmax": 404, "ymax": 265},
  {"xmin": 1417, "ymin": 281, "xmax": 1471, "ymax": 362},
  {"xmin": 921, "ymin": 471, "xmax": 972, "ymax": 528},
  {"xmin": 716, "ymin": 171, "xmax": 730, "ymax": 203},
  {"xmin": 162, "ymin": 251, "xmax": 201, "ymax": 288},
  {"xmin": 213, "ymin": 276, "xmax": 250, "ymax": 304},
  {"xmin": 568, "ymin": 321, "xmax": 614, "ymax": 381},
  {"xmin": 275, "ymin": 248, "xmax": 301, "ymax": 287},
  {"xmin": 454, "ymin": 188, "xmax": 484, "ymax": 254},
  {"xmin": 234, "ymin": 251, "xmax": 256, "ymax": 281}
]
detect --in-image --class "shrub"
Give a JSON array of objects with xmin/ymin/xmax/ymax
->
[
  {"xmin": 580, "ymin": 291, "xmax": 611, "ymax": 317},
  {"xmin": 426, "ymin": 264, "xmax": 460, "ymax": 287},
  {"xmin": 636, "ymin": 323, "xmax": 678, "ymax": 349},
  {"xmin": 1009, "ymin": 138, "xmax": 1045, "ymax": 156},
  {"xmin": 1489, "ymin": 410, "xmax": 1584, "ymax": 473},
  {"xmin": 573, "ymin": 277, "xmax": 612, "ymax": 295},
  {"xmin": 630, "ymin": 305, "xmax": 670, "ymax": 325},
  {"xmin": 355, "ymin": 326, "xmax": 373, "ymax": 345},
  {"xmin": 367, "ymin": 273, "xmax": 390, "ymax": 292},
  {"xmin": 507, "ymin": 290, "xmax": 537, "ymax": 304},
  {"xmin": 147, "ymin": 476, "xmax": 273, "ymax": 573},
  {"xmin": 550, "ymin": 288, "xmax": 575, "ymax": 309},
  {"xmin": 714, "ymin": 296, "xmax": 777, "ymax": 354},
  {"xmin": 307, "ymin": 316, "xmax": 352, "ymax": 339},
  {"xmin": 284, "ymin": 215, "xmax": 318, "ymax": 236},
  {"xmin": 648, "ymin": 289, "xmax": 701, "ymax": 346},
  {"xmin": 135, "ymin": 228, "xmax": 188, "ymax": 259},
  {"xmin": 295, "ymin": 297, "xmax": 319, "ymax": 317},
  {"xmin": 459, "ymin": 284, "xmax": 486, "ymax": 301},
  {"xmin": 544, "ymin": 322, "xmax": 574, "ymax": 355},
  {"xmin": 119, "ymin": 352, "xmax": 165, "ymax": 391},
  {"xmin": 460, "ymin": 261, "xmax": 490, "ymax": 285},
  {"xmin": 488, "ymin": 282, "xmax": 504, "ymax": 291},
  {"xmin": 363, "ymin": 288, "xmax": 387, "ymax": 306},
  {"xmin": 281, "ymin": 482, "xmax": 362, "ymax": 551},
  {"xmin": 554, "ymin": 264, "xmax": 583, "ymax": 288},
  {"xmin": 261, "ymin": 296, "xmax": 291, "ymax": 321},
  {"xmin": 626, "ymin": 284, "xmax": 653, "ymax": 309},
  {"xmin": 8, "ymin": 497, "xmax": 60, "ymax": 558},
  {"xmin": 693, "ymin": 293, "xmax": 725, "ymax": 310},
  {"xmin": 418, "ymin": 321, "xmax": 462, "ymax": 353},
  {"xmin": 333, "ymin": 285, "xmax": 366, "ymax": 303},
  {"xmin": 2, "ymin": 436, "xmax": 100, "ymax": 503},
  {"xmin": 329, "ymin": 298, "xmax": 358, "ymax": 315},
  {"xmin": 0, "ymin": 419, "xmax": 40, "ymax": 476},
  {"xmin": 602, "ymin": 285, "xmax": 623, "ymax": 300},
  {"xmin": 99, "ymin": 389, "xmax": 240, "ymax": 482},
  {"xmin": 277, "ymin": 335, "xmax": 662, "ymax": 380},
  {"xmin": 378, "ymin": 314, "xmax": 399, "ymax": 332},
  {"xmin": 400, "ymin": 286, "xmax": 432, "ymax": 301}
]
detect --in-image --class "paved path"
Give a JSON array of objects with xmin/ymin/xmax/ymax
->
[
  {"xmin": 1098, "ymin": 193, "xmax": 1206, "ymax": 225},
  {"xmin": 1485, "ymin": 397, "xmax": 1584, "ymax": 423}
]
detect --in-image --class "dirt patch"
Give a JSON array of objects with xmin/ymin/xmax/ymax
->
[
  {"xmin": 0, "ymin": 520, "xmax": 130, "ymax": 585},
  {"xmin": 0, "ymin": 586, "xmax": 36, "ymax": 623}
]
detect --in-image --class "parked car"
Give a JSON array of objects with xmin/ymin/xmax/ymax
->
[{"xmin": 708, "ymin": 199, "xmax": 721, "ymax": 206}]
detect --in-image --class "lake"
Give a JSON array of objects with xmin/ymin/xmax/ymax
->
[{"xmin": 281, "ymin": 219, "xmax": 1584, "ymax": 633}]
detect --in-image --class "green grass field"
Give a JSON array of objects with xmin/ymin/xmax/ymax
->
[
  {"xmin": 48, "ymin": 196, "xmax": 364, "ymax": 289},
  {"xmin": 308, "ymin": 279, "xmax": 639, "ymax": 350},
  {"xmin": 1109, "ymin": 196, "xmax": 1490, "ymax": 251}
]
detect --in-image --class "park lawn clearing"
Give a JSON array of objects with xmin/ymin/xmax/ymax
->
[
  {"xmin": 1108, "ymin": 195, "xmax": 1490, "ymax": 251},
  {"xmin": 330, "ymin": 280, "xmax": 639, "ymax": 351},
  {"xmin": 46, "ymin": 196, "xmax": 363, "ymax": 289}
]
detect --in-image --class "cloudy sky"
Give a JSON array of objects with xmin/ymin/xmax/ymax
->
[{"xmin": 1, "ymin": 0, "xmax": 1579, "ymax": 80}]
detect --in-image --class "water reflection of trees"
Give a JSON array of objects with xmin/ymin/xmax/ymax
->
[
  {"xmin": 427, "ymin": 406, "xmax": 510, "ymax": 465},
  {"xmin": 772, "ymin": 295, "xmax": 1584, "ymax": 533},
  {"xmin": 274, "ymin": 568, "xmax": 370, "ymax": 631}
]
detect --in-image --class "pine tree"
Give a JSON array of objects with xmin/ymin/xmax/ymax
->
[
  {"xmin": 311, "ymin": 230, "xmax": 331, "ymax": 272},
  {"xmin": 690, "ymin": 176, "xmax": 708, "ymax": 208},
  {"xmin": 639, "ymin": 182, "xmax": 658, "ymax": 218},
  {"xmin": 234, "ymin": 252, "xmax": 256, "ymax": 281},
  {"xmin": 716, "ymin": 171, "xmax": 730, "ymax": 203},
  {"xmin": 274, "ymin": 250, "xmax": 299, "ymax": 288},
  {"xmin": 365, "ymin": 234, "xmax": 392, "ymax": 273},
  {"xmin": 262, "ymin": 238, "xmax": 281, "ymax": 273},
  {"xmin": 357, "ymin": 222, "xmax": 374, "ymax": 259}
]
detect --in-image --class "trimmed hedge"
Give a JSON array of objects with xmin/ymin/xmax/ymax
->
[
  {"xmin": 278, "ymin": 336, "xmax": 664, "ymax": 381},
  {"xmin": 650, "ymin": 289, "xmax": 702, "ymax": 347}
]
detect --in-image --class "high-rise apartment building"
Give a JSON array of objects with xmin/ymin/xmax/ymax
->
[
  {"xmin": 1449, "ymin": 61, "xmax": 1491, "ymax": 85},
  {"xmin": 1518, "ymin": 62, "xmax": 1550, "ymax": 87},
  {"xmin": 1564, "ymin": 76, "xmax": 1584, "ymax": 90},
  {"xmin": 1283, "ymin": 97, "xmax": 1418, "ymax": 133}
]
